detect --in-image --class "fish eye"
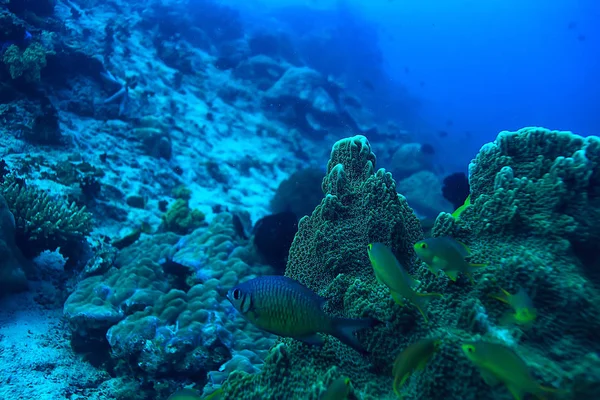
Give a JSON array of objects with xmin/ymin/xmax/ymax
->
[
  {"xmin": 466, "ymin": 346, "xmax": 474, "ymax": 353},
  {"xmin": 232, "ymin": 288, "xmax": 241, "ymax": 300},
  {"xmin": 420, "ymin": 243, "xmax": 427, "ymax": 249},
  {"xmin": 344, "ymin": 378, "xmax": 350, "ymax": 385}
]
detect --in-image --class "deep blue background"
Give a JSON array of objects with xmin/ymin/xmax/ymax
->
[{"xmin": 224, "ymin": 0, "xmax": 599, "ymax": 172}]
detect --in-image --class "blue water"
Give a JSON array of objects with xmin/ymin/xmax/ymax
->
[
  {"xmin": 231, "ymin": 0, "xmax": 600, "ymax": 172},
  {"xmin": 2, "ymin": 1, "xmax": 599, "ymax": 398}
]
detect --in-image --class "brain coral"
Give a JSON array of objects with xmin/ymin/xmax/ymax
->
[{"xmin": 219, "ymin": 130, "xmax": 600, "ymax": 400}]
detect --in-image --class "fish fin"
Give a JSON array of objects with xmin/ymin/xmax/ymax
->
[
  {"xmin": 427, "ymin": 266, "xmax": 440, "ymax": 277},
  {"xmin": 317, "ymin": 294, "xmax": 331, "ymax": 310},
  {"xmin": 204, "ymin": 388, "xmax": 223, "ymax": 400},
  {"xmin": 445, "ymin": 270, "xmax": 459, "ymax": 281},
  {"xmin": 393, "ymin": 373, "xmax": 409, "ymax": 398},
  {"xmin": 431, "ymin": 255, "xmax": 448, "ymax": 270},
  {"xmin": 534, "ymin": 385, "xmax": 560, "ymax": 400},
  {"xmin": 412, "ymin": 292, "xmax": 442, "ymax": 322},
  {"xmin": 490, "ymin": 288, "xmax": 511, "ymax": 304},
  {"xmin": 294, "ymin": 334, "xmax": 324, "ymax": 347},
  {"xmin": 416, "ymin": 357, "xmax": 430, "ymax": 371},
  {"xmin": 451, "ymin": 195, "xmax": 471, "ymax": 218},
  {"xmin": 465, "ymin": 272, "xmax": 475, "ymax": 284},
  {"xmin": 374, "ymin": 270, "xmax": 386, "ymax": 286},
  {"xmin": 499, "ymin": 311, "xmax": 519, "ymax": 326},
  {"xmin": 480, "ymin": 370, "xmax": 501, "ymax": 387},
  {"xmin": 407, "ymin": 274, "xmax": 421, "ymax": 289},
  {"xmin": 506, "ymin": 384, "xmax": 524, "ymax": 400},
  {"xmin": 455, "ymin": 240, "xmax": 471, "ymax": 255},
  {"xmin": 331, "ymin": 317, "xmax": 382, "ymax": 355},
  {"xmin": 469, "ymin": 262, "xmax": 488, "ymax": 269},
  {"xmin": 391, "ymin": 290, "xmax": 405, "ymax": 306}
]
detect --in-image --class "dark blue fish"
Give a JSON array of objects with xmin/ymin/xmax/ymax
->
[{"xmin": 227, "ymin": 276, "xmax": 380, "ymax": 354}]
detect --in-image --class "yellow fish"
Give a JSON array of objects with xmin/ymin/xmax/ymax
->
[
  {"xmin": 413, "ymin": 236, "xmax": 487, "ymax": 283},
  {"xmin": 490, "ymin": 288, "xmax": 537, "ymax": 327},
  {"xmin": 462, "ymin": 341, "xmax": 558, "ymax": 400},
  {"xmin": 392, "ymin": 338, "xmax": 441, "ymax": 398},
  {"xmin": 321, "ymin": 376, "xmax": 351, "ymax": 400},
  {"xmin": 451, "ymin": 194, "xmax": 471, "ymax": 219},
  {"xmin": 367, "ymin": 243, "xmax": 442, "ymax": 322}
]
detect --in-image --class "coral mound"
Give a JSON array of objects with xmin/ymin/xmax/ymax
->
[
  {"xmin": 221, "ymin": 129, "xmax": 600, "ymax": 400},
  {"xmin": 221, "ymin": 135, "xmax": 428, "ymax": 399}
]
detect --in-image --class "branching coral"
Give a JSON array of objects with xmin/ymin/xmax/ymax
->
[{"xmin": 0, "ymin": 177, "xmax": 93, "ymax": 258}]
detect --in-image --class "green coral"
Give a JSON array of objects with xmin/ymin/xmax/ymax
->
[
  {"xmin": 0, "ymin": 178, "xmax": 93, "ymax": 257},
  {"xmin": 161, "ymin": 198, "xmax": 205, "ymax": 235},
  {"xmin": 465, "ymin": 127, "xmax": 600, "ymax": 245},
  {"xmin": 430, "ymin": 127, "xmax": 600, "ymax": 398},
  {"xmin": 159, "ymin": 186, "xmax": 205, "ymax": 235},
  {"xmin": 221, "ymin": 135, "xmax": 431, "ymax": 399},
  {"xmin": 220, "ymin": 130, "xmax": 600, "ymax": 399},
  {"xmin": 2, "ymin": 42, "xmax": 50, "ymax": 82}
]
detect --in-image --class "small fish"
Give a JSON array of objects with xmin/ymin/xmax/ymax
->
[
  {"xmin": 451, "ymin": 194, "xmax": 471, "ymax": 219},
  {"xmin": 490, "ymin": 288, "xmax": 537, "ymax": 327},
  {"xmin": 367, "ymin": 243, "xmax": 442, "ymax": 322},
  {"xmin": 227, "ymin": 276, "xmax": 379, "ymax": 354},
  {"xmin": 413, "ymin": 237, "xmax": 487, "ymax": 283},
  {"xmin": 167, "ymin": 388, "xmax": 202, "ymax": 400},
  {"xmin": 322, "ymin": 376, "xmax": 351, "ymax": 400},
  {"xmin": 420, "ymin": 143, "xmax": 435, "ymax": 155},
  {"xmin": 462, "ymin": 341, "xmax": 558, "ymax": 400},
  {"xmin": 361, "ymin": 79, "xmax": 375, "ymax": 91},
  {"xmin": 392, "ymin": 338, "xmax": 441, "ymax": 398}
]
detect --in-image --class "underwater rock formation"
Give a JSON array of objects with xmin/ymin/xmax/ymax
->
[
  {"xmin": 0, "ymin": 193, "xmax": 30, "ymax": 295},
  {"xmin": 219, "ymin": 129, "xmax": 600, "ymax": 399},
  {"xmin": 64, "ymin": 213, "xmax": 275, "ymax": 395}
]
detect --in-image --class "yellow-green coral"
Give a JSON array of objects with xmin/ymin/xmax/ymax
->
[
  {"xmin": 220, "ymin": 135, "xmax": 429, "ymax": 399},
  {"xmin": 219, "ymin": 130, "xmax": 600, "ymax": 399},
  {"xmin": 2, "ymin": 42, "xmax": 50, "ymax": 82},
  {"xmin": 161, "ymin": 198, "xmax": 205, "ymax": 235}
]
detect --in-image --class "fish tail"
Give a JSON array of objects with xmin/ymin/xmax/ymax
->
[
  {"xmin": 331, "ymin": 317, "xmax": 382, "ymax": 355},
  {"xmin": 534, "ymin": 384, "xmax": 561, "ymax": 399},
  {"xmin": 489, "ymin": 287, "xmax": 511, "ymax": 304},
  {"xmin": 469, "ymin": 262, "xmax": 488, "ymax": 268},
  {"xmin": 392, "ymin": 374, "xmax": 405, "ymax": 399},
  {"xmin": 413, "ymin": 292, "xmax": 443, "ymax": 322},
  {"xmin": 204, "ymin": 388, "xmax": 223, "ymax": 400},
  {"xmin": 499, "ymin": 311, "xmax": 517, "ymax": 326}
]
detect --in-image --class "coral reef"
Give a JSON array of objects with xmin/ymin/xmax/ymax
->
[
  {"xmin": 220, "ymin": 135, "xmax": 430, "ymax": 399},
  {"xmin": 64, "ymin": 213, "xmax": 275, "ymax": 398},
  {"xmin": 220, "ymin": 130, "xmax": 600, "ymax": 399},
  {"xmin": 0, "ymin": 193, "xmax": 30, "ymax": 294},
  {"xmin": 0, "ymin": 0, "xmax": 596, "ymax": 397},
  {"xmin": 0, "ymin": 177, "xmax": 93, "ymax": 259}
]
